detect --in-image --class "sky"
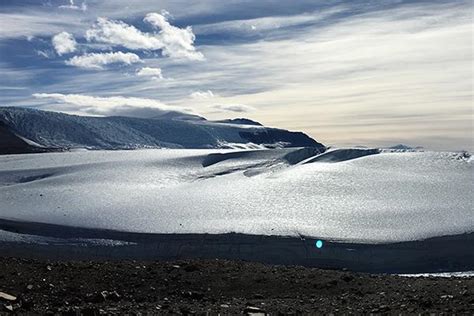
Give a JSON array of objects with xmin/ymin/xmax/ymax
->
[{"xmin": 0, "ymin": 0, "xmax": 472, "ymax": 151}]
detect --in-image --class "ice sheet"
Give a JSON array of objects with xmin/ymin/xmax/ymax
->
[{"xmin": 0, "ymin": 148, "xmax": 472, "ymax": 243}]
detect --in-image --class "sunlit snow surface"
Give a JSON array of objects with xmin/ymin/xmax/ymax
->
[
  {"xmin": 0, "ymin": 149, "xmax": 472, "ymax": 243},
  {"xmin": 399, "ymin": 271, "xmax": 474, "ymax": 278}
]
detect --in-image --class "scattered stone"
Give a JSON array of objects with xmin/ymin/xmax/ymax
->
[
  {"xmin": 0, "ymin": 292, "xmax": 16, "ymax": 301},
  {"xmin": 0, "ymin": 257, "xmax": 471, "ymax": 313},
  {"xmin": 3, "ymin": 304, "xmax": 13, "ymax": 312},
  {"xmin": 244, "ymin": 306, "xmax": 267, "ymax": 315},
  {"xmin": 379, "ymin": 305, "xmax": 389, "ymax": 312}
]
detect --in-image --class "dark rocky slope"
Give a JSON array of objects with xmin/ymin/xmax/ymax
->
[
  {"xmin": 0, "ymin": 257, "xmax": 472, "ymax": 314},
  {"xmin": 0, "ymin": 121, "xmax": 54, "ymax": 155}
]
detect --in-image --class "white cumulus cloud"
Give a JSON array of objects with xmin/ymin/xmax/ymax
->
[
  {"xmin": 136, "ymin": 67, "xmax": 163, "ymax": 79},
  {"xmin": 85, "ymin": 13, "xmax": 203, "ymax": 61},
  {"xmin": 212, "ymin": 104, "xmax": 255, "ymax": 113},
  {"xmin": 65, "ymin": 51, "xmax": 141, "ymax": 69},
  {"xmin": 86, "ymin": 17, "xmax": 161, "ymax": 50},
  {"xmin": 52, "ymin": 32, "xmax": 77, "ymax": 55},
  {"xmin": 144, "ymin": 12, "xmax": 203, "ymax": 60}
]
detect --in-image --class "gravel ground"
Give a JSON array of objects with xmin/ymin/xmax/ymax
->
[{"xmin": 0, "ymin": 257, "xmax": 473, "ymax": 315}]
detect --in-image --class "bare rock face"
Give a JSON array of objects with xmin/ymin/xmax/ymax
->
[{"xmin": 0, "ymin": 121, "xmax": 51, "ymax": 155}]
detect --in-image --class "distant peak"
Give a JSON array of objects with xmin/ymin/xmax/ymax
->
[
  {"xmin": 214, "ymin": 118, "xmax": 263, "ymax": 126},
  {"xmin": 150, "ymin": 111, "xmax": 206, "ymax": 121},
  {"xmin": 386, "ymin": 144, "xmax": 424, "ymax": 152}
]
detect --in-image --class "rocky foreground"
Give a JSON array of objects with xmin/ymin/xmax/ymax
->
[{"xmin": 0, "ymin": 257, "xmax": 473, "ymax": 315}]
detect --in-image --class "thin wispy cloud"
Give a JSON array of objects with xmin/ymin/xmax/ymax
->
[
  {"xmin": 58, "ymin": 0, "xmax": 87, "ymax": 12},
  {"xmin": 32, "ymin": 93, "xmax": 191, "ymax": 117},
  {"xmin": 212, "ymin": 104, "xmax": 255, "ymax": 113},
  {"xmin": 190, "ymin": 90, "xmax": 214, "ymax": 99},
  {"xmin": 36, "ymin": 50, "xmax": 53, "ymax": 59}
]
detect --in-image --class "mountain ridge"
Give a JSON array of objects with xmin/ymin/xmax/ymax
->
[{"xmin": 0, "ymin": 107, "xmax": 325, "ymax": 154}]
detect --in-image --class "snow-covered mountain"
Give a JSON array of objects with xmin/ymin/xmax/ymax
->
[{"xmin": 0, "ymin": 107, "xmax": 324, "ymax": 154}]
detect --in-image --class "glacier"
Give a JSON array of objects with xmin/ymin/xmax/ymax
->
[{"xmin": 0, "ymin": 147, "xmax": 472, "ymax": 243}]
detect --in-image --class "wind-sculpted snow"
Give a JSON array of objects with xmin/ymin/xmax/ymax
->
[
  {"xmin": 0, "ymin": 148, "xmax": 472, "ymax": 243},
  {"xmin": 303, "ymin": 148, "xmax": 380, "ymax": 163},
  {"xmin": 0, "ymin": 107, "xmax": 324, "ymax": 152}
]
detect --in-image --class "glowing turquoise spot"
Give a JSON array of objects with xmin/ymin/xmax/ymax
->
[{"xmin": 316, "ymin": 240, "xmax": 323, "ymax": 249}]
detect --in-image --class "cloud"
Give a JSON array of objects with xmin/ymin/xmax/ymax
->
[
  {"xmin": 194, "ymin": 7, "xmax": 345, "ymax": 38},
  {"xmin": 58, "ymin": 0, "xmax": 87, "ymax": 11},
  {"xmin": 190, "ymin": 90, "xmax": 214, "ymax": 99},
  {"xmin": 32, "ymin": 93, "xmax": 192, "ymax": 118},
  {"xmin": 136, "ymin": 67, "xmax": 163, "ymax": 79},
  {"xmin": 212, "ymin": 104, "xmax": 255, "ymax": 113},
  {"xmin": 144, "ymin": 12, "xmax": 203, "ymax": 60},
  {"xmin": 52, "ymin": 32, "xmax": 77, "ymax": 55},
  {"xmin": 65, "ymin": 51, "xmax": 141, "ymax": 69},
  {"xmin": 0, "ymin": 11, "xmax": 86, "ymax": 39},
  {"xmin": 36, "ymin": 50, "xmax": 53, "ymax": 59},
  {"xmin": 85, "ymin": 13, "xmax": 203, "ymax": 60},
  {"xmin": 85, "ymin": 17, "xmax": 160, "ymax": 50},
  {"xmin": 1, "ymin": 1, "xmax": 472, "ymax": 151}
]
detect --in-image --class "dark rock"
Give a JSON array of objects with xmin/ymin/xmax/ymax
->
[
  {"xmin": 182, "ymin": 291, "xmax": 204, "ymax": 300},
  {"xmin": 81, "ymin": 308, "xmax": 100, "ymax": 316},
  {"xmin": 341, "ymin": 274, "xmax": 354, "ymax": 282},
  {"xmin": 85, "ymin": 292, "xmax": 105, "ymax": 303},
  {"xmin": 101, "ymin": 290, "xmax": 121, "ymax": 302},
  {"xmin": 184, "ymin": 264, "xmax": 199, "ymax": 273}
]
